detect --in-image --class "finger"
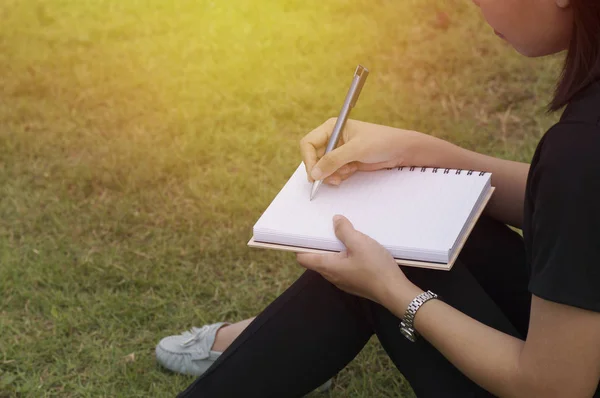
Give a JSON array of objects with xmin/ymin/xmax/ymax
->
[
  {"xmin": 337, "ymin": 163, "xmax": 356, "ymax": 175},
  {"xmin": 312, "ymin": 140, "xmax": 362, "ymax": 181},
  {"xmin": 316, "ymin": 146, "xmax": 326, "ymax": 159},
  {"xmin": 339, "ymin": 162, "xmax": 359, "ymax": 176},
  {"xmin": 332, "ymin": 215, "xmax": 363, "ymax": 249},
  {"xmin": 321, "ymin": 162, "xmax": 359, "ymax": 185},
  {"xmin": 338, "ymin": 171, "xmax": 354, "ymax": 183},
  {"xmin": 324, "ymin": 173, "xmax": 342, "ymax": 186},
  {"xmin": 300, "ymin": 119, "xmax": 337, "ymax": 182},
  {"xmin": 332, "ymin": 163, "xmax": 359, "ymax": 184},
  {"xmin": 296, "ymin": 252, "xmax": 327, "ymax": 272},
  {"xmin": 297, "ymin": 253, "xmax": 352, "ymax": 287}
]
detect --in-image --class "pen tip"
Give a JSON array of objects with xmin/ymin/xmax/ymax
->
[{"xmin": 310, "ymin": 180, "xmax": 320, "ymax": 201}]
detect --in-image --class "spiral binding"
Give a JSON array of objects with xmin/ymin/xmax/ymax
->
[{"xmin": 385, "ymin": 166, "xmax": 488, "ymax": 176}]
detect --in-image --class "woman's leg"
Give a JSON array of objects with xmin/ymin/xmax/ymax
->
[
  {"xmin": 458, "ymin": 216, "xmax": 531, "ymax": 337},
  {"xmin": 206, "ymin": 219, "xmax": 529, "ymax": 356},
  {"xmin": 211, "ymin": 318, "xmax": 255, "ymax": 352},
  {"xmin": 179, "ymin": 269, "xmax": 373, "ymax": 397},
  {"xmin": 179, "ymin": 217, "xmax": 529, "ymax": 398}
]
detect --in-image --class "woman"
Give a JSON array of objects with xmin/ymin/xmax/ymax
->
[{"xmin": 158, "ymin": 0, "xmax": 600, "ymax": 396}]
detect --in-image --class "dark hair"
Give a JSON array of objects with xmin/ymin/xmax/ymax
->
[{"xmin": 551, "ymin": 0, "xmax": 600, "ymax": 111}]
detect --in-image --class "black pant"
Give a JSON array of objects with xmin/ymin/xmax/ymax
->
[{"xmin": 179, "ymin": 217, "xmax": 532, "ymax": 397}]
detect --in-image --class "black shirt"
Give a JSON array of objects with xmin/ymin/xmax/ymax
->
[{"xmin": 523, "ymin": 81, "xmax": 600, "ymax": 313}]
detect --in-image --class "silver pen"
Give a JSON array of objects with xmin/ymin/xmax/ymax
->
[{"xmin": 310, "ymin": 65, "xmax": 369, "ymax": 200}]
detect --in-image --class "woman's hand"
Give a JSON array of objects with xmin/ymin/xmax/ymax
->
[
  {"xmin": 296, "ymin": 215, "xmax": 415, "ymax": 306},
  {"xmin": 299, "ymin": 118, "xmax": 446, "ymax": 186}
]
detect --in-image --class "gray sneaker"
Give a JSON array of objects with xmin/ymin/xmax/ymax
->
[
  {"xmin": 155, "ymin": 322, "xmax": 333, "ymax": 392},
  {"xmin": 156, "ymin": 322, "xmax": 229, "ymax": 376}
]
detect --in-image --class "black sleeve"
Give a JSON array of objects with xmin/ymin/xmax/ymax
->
[{"xmin": 528, "ymin": 123, "xmax": 600, "ymax": 312}]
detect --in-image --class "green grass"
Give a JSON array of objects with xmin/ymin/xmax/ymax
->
[{"xmin": 0, "ymin": 0, "xmax": 561, "ymax": 396}]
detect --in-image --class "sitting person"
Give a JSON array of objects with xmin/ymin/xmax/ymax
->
[{"xmin": 157, "ymin": 0, "xmax": 600, "ymax": 396}]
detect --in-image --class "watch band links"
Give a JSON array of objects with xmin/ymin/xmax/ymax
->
[{"xmin": 399, "ymin": 290, "xmax": 438, "ymax": 342}]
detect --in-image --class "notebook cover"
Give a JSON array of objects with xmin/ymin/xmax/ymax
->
[{"xmin": 248, "ymin": 187, "xmax": 494, "ymax": 271}]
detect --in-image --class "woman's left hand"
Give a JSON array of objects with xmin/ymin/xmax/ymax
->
[{"xmin": 296, "ymin": 215, "xmax": 410, "ymax": 306}]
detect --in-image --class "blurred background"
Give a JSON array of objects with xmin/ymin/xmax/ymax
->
[{"xmin": 0, "ymin": 0, "xmax": 560, "ymax": 396}]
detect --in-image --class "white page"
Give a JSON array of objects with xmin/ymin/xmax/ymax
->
[{"xmin": 253, "ymin": 163, "xmax": 491, "ymax": 263}]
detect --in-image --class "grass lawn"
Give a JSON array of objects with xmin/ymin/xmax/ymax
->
[{"xmin": 1, "ymin": 0, "xmax": 561, "ymax": 396}]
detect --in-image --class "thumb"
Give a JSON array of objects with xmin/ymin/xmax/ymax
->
[
  {"xmin": 311, "ymin": 142, "xmax": 360, "ymax": 180},
  {"xmin": 332, "ymin": 215, "xmax": 362, "ymax": 249}
]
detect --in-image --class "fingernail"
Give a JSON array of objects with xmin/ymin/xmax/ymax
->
[
  {"xmin": 311, "ymin": 167, "xmax": 322, "ymax": 180},
  {"xmin": 333, "ymin": 215, "xmax": 342, "ymax": 222},
  {"xmin": 330, "ymin": 178, "xmax": 340, "ymax": 186}
]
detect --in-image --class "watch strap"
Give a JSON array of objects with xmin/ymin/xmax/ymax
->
[{"xmin": 399, "ymin": 290, "xmax": 438, "ymax": 342}]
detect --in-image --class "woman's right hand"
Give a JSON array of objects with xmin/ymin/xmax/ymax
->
[{"xmin": 300, "ymin": 118, "xmax": 444, "ymax": 185}]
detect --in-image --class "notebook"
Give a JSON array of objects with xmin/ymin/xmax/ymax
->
[{"xmin": 248, "ymin": 163, "xmax": 494, "ymax": 270}]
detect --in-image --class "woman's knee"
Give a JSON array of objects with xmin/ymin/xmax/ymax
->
[
  {"xmin": 460, "ymin": 215, "xmax": 525, "ymax": 266},
  {"xmin": 295, "ymin": 269, "xmax": 357, "ymax": 301}
]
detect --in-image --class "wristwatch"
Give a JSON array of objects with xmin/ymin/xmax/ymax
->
[{"xmin": 399, "ymin": 290, "xmax": 438, "ymax": 342}]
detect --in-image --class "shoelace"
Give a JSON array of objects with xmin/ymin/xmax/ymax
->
[{"xmin": 180, "ymin": 325, "xmax": 210, "ymax": 347}]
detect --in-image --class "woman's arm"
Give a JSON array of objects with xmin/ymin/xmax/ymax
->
[
  {"xmin": 420, "ymin": 136, "xmax": 530, "ymax": 229},
  {"xmin": 384, "ymin": 279, "xmax": 600, "ymax": 398},
  {"xmin": 300, "ymin": 120, "xmax": 528, "ymax": 228},
  {"xmin": 298, "ymin": 215, "xmax": 600, "ymax": 397}
]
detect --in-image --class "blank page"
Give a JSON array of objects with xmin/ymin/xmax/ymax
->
[{"xmin": 253, "ymin": 163, "xmax": 491, "ymax": 263}]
